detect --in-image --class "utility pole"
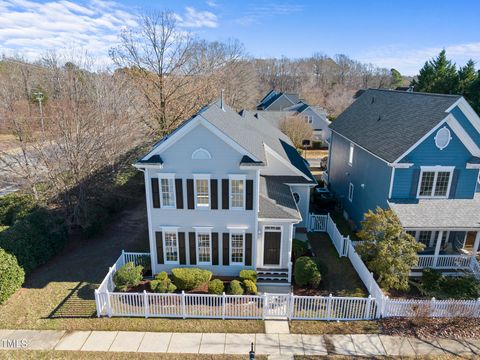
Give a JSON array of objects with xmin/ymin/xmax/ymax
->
[{"xmin": 33, "ymin": 90, "xmax": 45, "ymax": 133}]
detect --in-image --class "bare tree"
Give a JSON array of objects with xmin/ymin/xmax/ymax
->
[{"xmin": 279, "ymin": 115, "xmax": 313, "ymax": 149}]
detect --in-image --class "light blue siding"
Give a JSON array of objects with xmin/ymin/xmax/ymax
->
[
  {"xmin": 393, "ymin": 122, "xmax": 479, "ymax": 199},
  {"xmin": 328, "ymin": 132, "xmax": 391, "ymax": 227}
]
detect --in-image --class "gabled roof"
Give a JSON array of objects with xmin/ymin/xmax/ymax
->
[
  {"xmin": 257, "ymin": 91, "xmax": 300, "ymax": 110},
  {"xmin": 136, "ymin": 99, "xmax": 316, "ymax": 182},
  {"xmin": 329, "ymin": 89, "xmax": 462, "ymax": 163}
]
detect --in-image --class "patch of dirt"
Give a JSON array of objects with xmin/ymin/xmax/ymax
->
[{"xmin": 380, "ymin": 317, "xmax": 480, "ymax": 339}]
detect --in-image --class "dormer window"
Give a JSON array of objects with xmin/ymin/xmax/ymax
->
[{"xmin": 417, "ymin": 167, "xmax": 454, "ymax": 198}]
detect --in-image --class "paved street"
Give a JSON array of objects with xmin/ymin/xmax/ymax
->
[{"xmin": 1, "ymin": 328, "xmax": 480, "ymax": 357}]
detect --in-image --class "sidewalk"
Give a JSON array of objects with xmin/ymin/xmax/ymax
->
[{"xmin": 1, "ymin": 328, "xmax": 480, "ymax": 357}]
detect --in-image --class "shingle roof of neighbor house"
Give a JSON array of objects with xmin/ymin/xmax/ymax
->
[
  {"xmin": 388, "ymin": 195, "xmax": 480, "ymax": 229},
  {"xmin": 330, "ymin": 89, "xmax": 462, "ymax": 163},
  {"xmin": 257, "ymin": 91, "xmax": 300, "ymax": 110},
  {"xmin": 259, "ymin": 176, "xmax": 301, "ymax": 220}
]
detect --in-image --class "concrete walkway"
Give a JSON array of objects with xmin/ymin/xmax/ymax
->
[{"xmin": 1, "ymin": 329, "xmax": 480, "ymax": 357}]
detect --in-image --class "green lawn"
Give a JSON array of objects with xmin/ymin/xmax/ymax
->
[
  {"xmin": 0, "ymin": 204, "xmax": 263, "ymax": 334},
  {"xmin": 307, "ymin": 232, "xmax": 367, "ymax": 297}
]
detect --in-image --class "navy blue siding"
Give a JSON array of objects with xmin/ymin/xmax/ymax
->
[{"xmin": 328, "ymin": 132, "xmax": 391, "ymax": 227}]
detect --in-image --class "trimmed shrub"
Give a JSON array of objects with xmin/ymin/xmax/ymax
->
[
  {"xmin": 0, "ymin": 248, "xmax": 25, "ymax": 304},
  {"xmin": 419, "ymin": 268, "xmax": 480, "ymax": 300},
  {"xmin": 150, "ymin": 272, "xmax": 176, "ymax": 293},
  {"xmin": 239, "ymin": 270, "xmax": 257, "ymax": 283},
  {"xmin": 0, "ymin": 193, "xmax": 37, "ymax": 226},
  {"xmin": 113, "ymin": 262, "xmax": 143, "ymax": 292},
  {"xmin": 292, "ymin": 239, "xmax": 308, "ymax": 260},
  {"xmin": 228, "ymin": 280, "xmax": 244, "ymax": 295},
  {"xmin": 243, "ymin": 279, "xmax": 257, "ymax": 295},
  {"xmin": 0, "ymin": 208, "xmax": 68, "ymax": 274},
  {"xmin": 208, "ymin": 279, "xmax": 225, "ymax": 294},
  {"xmin": 422, "ymin": 268, "xmax": 443, "ymax": 293},
  {"xmin": 171, "ymin": 268, "xmax": 212, "ymax": 291},
  {"xmin": 294, "ymin": 256, "xmax": 321, "ymax": 288}
]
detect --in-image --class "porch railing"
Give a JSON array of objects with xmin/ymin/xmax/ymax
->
[{"xmin": 413, "ymin": 255, "xmax": 473, "ymax": 270}]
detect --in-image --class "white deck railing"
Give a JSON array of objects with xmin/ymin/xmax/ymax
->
[{"xmin": 414, "ymin": 255, "xmax": 472, "ymax": 270}]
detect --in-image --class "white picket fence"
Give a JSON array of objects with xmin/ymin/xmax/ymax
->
[{"xmin": 308, "ymin": 213, "xmax": 348, "ymax": 256}]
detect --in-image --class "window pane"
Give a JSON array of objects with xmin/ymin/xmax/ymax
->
[
  {"xmin": 418, "ymin": 231, "xmax": 432, "ymax": 246},
  {"xmin": 230, "ymin": 179, "xmax": 244, "ymax": 208},
  {"xmin": 419, "ymin": 172, "xmax": 435, "ymax": 196},
  {"xmin": 161, "ymin": 178, "xmax": 175, "ymax": 207},
  {"xmin": 165, "ymin": 232, "xmax": 178, "ymax": 262},
  {"xmin": 434, "ymin": 172, "xmax": 450, "ymax": 197},
  {"xmin": 198, "ymin": 233, "xmax": 211, "ymax": 263},
  {"xmin": 231, "ymin": 233, "xmax": 244, "ymax": 264},
  {"xmin": 196, "ymin": 179, "xmax": 209, "ymax": 206}
]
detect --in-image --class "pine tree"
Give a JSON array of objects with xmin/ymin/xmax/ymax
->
[
  {"xmin": 458, "ymin": 59, "xmax": 477, "ymax": 94},
  {"xmin": 411, "ymin": 50, "xmax": 459, "ymax": 94}
]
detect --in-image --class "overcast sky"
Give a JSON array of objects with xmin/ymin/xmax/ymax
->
[{"xmin": 1, "ymin": 0, "xmax": 479, "ymax": 75}]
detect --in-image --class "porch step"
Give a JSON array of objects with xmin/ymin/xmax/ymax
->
[{"xmin": 257, "ymin": 268, "xmax": 289, "ymax": 284}]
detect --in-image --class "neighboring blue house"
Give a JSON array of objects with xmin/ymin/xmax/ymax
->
[{"xmin": 326, "ymin": 89, "xmax": 480, "ymax": 267}]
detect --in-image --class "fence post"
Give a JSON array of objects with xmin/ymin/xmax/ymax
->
[
  {"xmin": 343, "ymin": 236, "xmax": 350, "ymax": 257},
  {"xmin": 181, "ymin": 291, "xmax": 186, "ymax": 319},
  {"xmin": 222, "ymin": 292, "xmax": 226, "ymax": 320},
  {"xmin": 288, "ymin": 293, "xmax": 295, "ymax": 319},
  {"xmin": 379, "ymin": 295, "xmax": 388, "ymax": 318},
  {"xmin": 108, "ymin": 267, "xmax": 113, "ymax": 291},
  {"xmin": 262, "ymin": 293, "xmax": 268, "ymax": 320},
  {"xmin": 288, "ymin": 262, "xmax": 292, "ymax": 284},
  {"xmin": 431, "ymin": 297, "xmax": 436, "ymax": 318},
  {"xmin": 327, "ymin": 294, "xmax": 332, "ymax": 320},
  {"xmin": 365, "ymin": 295, "xmax": 372, "ymax": 320},
  {"xmin": 368, "ymin": 272, "xmax": 374, "ymax": 293},
  {"xmin": 106, "ymin": 290, "xmax": 112, "ymax": 318},
  {"xmin": 122, "ymin": 249, "xmax": 125, "ymax": 264},
  {"xmin": 94, "ymin": 289, "xmax": 101, "ymax": 318},
  {"xmin": 144, "ymin": 290, "xmax": 149, "ymax": 318},
  {"xmin": 476, "ymin": 298, "xmax": 480, "ymax": 318}
]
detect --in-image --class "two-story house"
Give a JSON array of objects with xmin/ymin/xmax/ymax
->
[
  {"xmin": 326, "ymin": 89, "xmax": 480, "ymax": 268},
  {"xmin": 134, "ymin": 99, "xmax": 316, "ymax": 285},
  {"xmin": 256, "ymin": 90, "xmax": 331, "ymax": 146}
]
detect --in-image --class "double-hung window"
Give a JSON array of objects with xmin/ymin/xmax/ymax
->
[
  {"xmin": 230, "ymin": 231, "xmax": 245, "ymax": 265},
  {"xmin": 305, "ymin": 115, "xmax": 313, "ymax": 124},
  {"xmin": 229, "ymin": 175, "xmax": 245, "ymax": 210},
  {"xmin": 196, "ymin": 230, "xmax": 212, "ymax": 265},
  {"xmin": 417, "ymin": 167, "xmax": 454, "ymax": 198},
  {"xmin": 163, "ymin": 229, "xmax": 179, "ymax": 263},
  {"xmin": 348, "ymin": 183, "xmax": 354, "ymax": 202},
  {"xmin": 159, "ymin": 175, "xmax": 176, "ymax": 208},
  {"xmin": 194, "ymin": 175, "xmax": 210, "ymax": 209}
]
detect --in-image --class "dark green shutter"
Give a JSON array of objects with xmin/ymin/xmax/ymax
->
[
  {"xmin": 212, "ymin": 232, "xmax": 219, "ymax": 265},
  {"xmin": 211, "ymin": 179, "xmax": 218, "ymax": 209},
  {"xmin": 178, "ymin": 232, "xmax": 186, "ymax": 265},
  {"xmin": 151, "ymin": 178, "xmax": 160, "ymax": 208},
  {"xmin": 222, "ymin": 179, "xmax": 229, "ymax": 209},
  {"xmin": 223, "ymin": 233, "xmax": 229, "ymax": 265},
  {"xmin": 245, "ymin": 233, "xmax": 252, "ymax": 266},
  {"xmin": 189, "ymin": 232, "xmax": 196, "ymax": 265},
  {"xmin": 449, "ymin": 169, "xmax": 460, "ymax": 199},
  {"xmin": 410, "ymin": 168, "xmax": 421, "ymax": 198},
  {"xmin": 187, "ymin": 179, "xmax": 194, "ymax": 209},
  {"xmin": 175, "ymin": 179, "xmax": 184, "ymax": 209},
  {"xmin": 155, "ymin": 231, "xmax": 164, "ymax": 264},
  {"xmin": 246, "ymin": 180, "xmax": 253, "ymax": 210}
]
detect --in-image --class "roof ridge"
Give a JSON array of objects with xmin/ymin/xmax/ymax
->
[{"xmin": 367, "ymin": 88, "xmax": 462, "ymax": 99}]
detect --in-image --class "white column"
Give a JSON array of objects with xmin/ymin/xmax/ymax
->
[
  {"xmin": 433, "ymin": 231, "xmax": 443, "ymax": 268},
  {"xmin": 472, "ymin": 231, "xmax": 480, "ymax": 257}
]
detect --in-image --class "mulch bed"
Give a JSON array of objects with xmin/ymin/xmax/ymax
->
[{"xmin": 380, "ymin": 317, "xmax": 480, "ymax": 339}]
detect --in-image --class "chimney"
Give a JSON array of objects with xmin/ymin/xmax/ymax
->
[{"xmin": 220, "ymin": 89, "xmax": 225, "ymax": 111}]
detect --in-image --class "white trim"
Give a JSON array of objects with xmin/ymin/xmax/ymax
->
[
  {"xmin": 264, "ymin": 144, "xmax": 311, "ymax": 180},
  {"xmin": 262, "ymin": 224, "xmax": 283, "ymax": 268},
  {"xmin": 229, "ymin": 229, "xmax": 245, "ymax": 266},
  {"xmin": 193, "ymin": 174, "xmax": 211, "ymax": 209},
  {"xmin": 446, "ymin": 115, "xmax": 480, "ymax": 157},
  {"xmin": 144, "ymin": 170, "xmax": 157, "ymax": 274},
  {"xmin": 228, "ymin": 174, "xmax": 246, "ymax": 210},
  {"xmin": 227, "ymin": 225, "xmax": 249, "ymax": 230},
  {"xmin": 195, "ymin": 228, "xmax": 212, "ymax": 266},
  {"xmin": 258, "ymin": 218, "xmax": 300, "ymax": 223},
  {"xmin": 466, "ymin": 163, "xmax": 480, "ymax": 170},
  {"xmin": 158, "ymin": 174, "xmax": 176, "ymax": 209},
  {"xmin": 348, "ymin": 143, "xmax": 354, "ymax": 166},
  {"xmin": 388, "ymin": 167, "xmax": 395, "ymax": 199},
  {"xmin": 191, "ymin": 148, "xmax": 212, "ymax": 160},
  {"xmin": 388, "ymin": 163, "xmax": 414, "ymax": 169},
  {"xmin": 348, "ymin": 182, "xmax": 354, "ymax": 202},
  {"xmin": 434, "ymin": 127, "xmax": 452, "ymax": 150},
  {"xmin": 192, "ymin": 226, "xmax": 214, "ymax": 230},
  {"xmin": 133, "ymin": 163, "xmax": 163, "ymax": 169},
  {"xmin": 446, "ymin": 97, "xmax": 480, "ymax": 135},
  {"xmin": 162, "ymin": 228, "xmax": 179, "ymax": 265},
  {"xmin": 416, "ymin": 166, "xmax": 454, "ymax": 199}
]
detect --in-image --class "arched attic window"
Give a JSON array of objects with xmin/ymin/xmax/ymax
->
[{"xmin": 192, "ymin": 148, "xmax": 212, "ymax": 160}]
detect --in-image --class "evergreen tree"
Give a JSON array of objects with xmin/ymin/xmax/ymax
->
[
  {"xmin": 458, "ymin": 59, "xmax": 477, "ymax": 94},
  {"xmin": 411, "ymin": 50, "xmax": 459, "ymax": 94}
]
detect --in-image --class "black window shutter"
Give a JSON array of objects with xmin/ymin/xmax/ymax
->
[
  {"xmin": 222, "ymin": 233, "xmax": 229, "ymax": 265},
  {"xmin": 246, "ymin": 180, "xmax": 254, "ymax": 210},
  {"xmin": 189, "ymin": 232, "xmax": 196, "ymax": 265},
  {"xmin": 175, "ymin": 179, "xmax": 184, "ymax": 209},
  {"xmin": 245, "ymin": 233, "xmax": 252, "ymax": 266},
  {"xmin": 212, "ymin": 232, "xmax": 219, "ymax": 265},
  {"xmin": 178, "ymin": 232, "xmax": 186, "ymax": 265},
  {"xmin": 410, "ymin": 168, "xmax": 421, "ymax": 198},
  {"xmin": 449, "ymin": 169, "xmax": 460, "ymax": 199},
  {"xmin": 222, "ymin": 179, "xmax": 229, "ymax": 209},
  {"xmin": 187, "ymin": 179, "xmax": 194, "ymax": 209},
  {"xmin": 211, "ymin": 179, "xmax": 218, "ymax": 210},
  {"xmin": 151, "ymin": 178, "xmax": 160, "ymax": 208},
  {"xmin": 155, "ymin": 231, "xmax": 164, "ymax": 264}
]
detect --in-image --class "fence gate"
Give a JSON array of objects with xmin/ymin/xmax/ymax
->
[{"xmin": 264, "ymin": 294, "xmax": 290, "ymax": 319}]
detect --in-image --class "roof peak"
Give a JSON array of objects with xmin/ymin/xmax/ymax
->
[{"xmin": 366, "ymin": 88, "xmax": 462, "ymax": 99}]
